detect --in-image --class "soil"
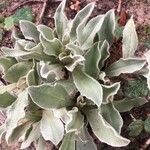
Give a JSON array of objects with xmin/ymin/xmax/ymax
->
[{"xmin": 0, "ymin": 0, "xmax": 150, "ymax": 150}]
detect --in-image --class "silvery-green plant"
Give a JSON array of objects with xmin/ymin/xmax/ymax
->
[{"xmin": 0, "ymin": 0, "xmax": 148, "ymax": 149}]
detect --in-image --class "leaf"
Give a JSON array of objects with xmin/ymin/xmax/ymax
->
[
  {"xmin": 3, "ymin": 62, "xmax": 32, "ymax": 83},
  {"xmin": 5, "ymin": 90, "xmax": 28, "ymax": 143},
  {"xmin": 0, "ymin": 124, "xmax": 6, "ymax": 140},
  {"xmin": 0, "ymin": 92, "xmax": 16, "ymax": 108},
  {"xmin": 0, "ymin": 83, "xmax": 17, "ymax": 94},
  {"xmin": 59, "ymin": 132, "xmax": 75, "ymax": 150},
  {"xmin": 7, "ymin": 121, "xmax": 32, "ymax": 144},
  {"xmin": 70, "ymin": 2, "xmax": 95, "ymax": 41},
  {"xmin": 4, "ymin": 16, "xmax": 14, "ymax": 30},
  {"xmin": 40, "ymin": 36, "xmax": 62, "ymax": 57},
  {"xmin": 65, "ymin": 107, "xmax": 84, "ymax": 133},
  {"xmin": 98, "ymin": 9, "xmax": 116, "ymax": 44},
  {"xmin": 77, "ymin": 15, "xmax": 104, "ymax": 50},
  {"xmin": 105, "ymin": 58, "xmax": 146, "ymax": 77},
  {"xmin": 98, "ymin": 40, "xmax": 110, "ymax": 69},
  {"xmin": 37, "ymin": 24, "xmax": 54, "ymax": 41},
  {"xmin": 101, "ymin": 102, "xmax": 123, "ymax": 133},
  {"xmin": 0, "ymin": 57, "xmax": 17, "ymax": 73},
  {"xmin": 123, "ymin": 78, "xmax": 149, "ymax": 98},
  {"xmin": 84, "ymin": 42, "xmax": 101, "ymax": 78},
  {"xmin": 20, "ymin": 20, "xmax": 39, "ymax": 42},
  {"xmin": 0, "ymin": 28, "xmax": 3, "ymax": 42},
  {"xmin": 36, "ymin": 136, "xmax": 46, "ymax": 150},
  {"xmin": 26, "ymin": 68, "xmax": 38, "ymax": 86},
  {"xmin": 144, "ymin": 117, "xmax": 150, "ymax": 133},
  {"xmin": 28, "ymin": 84, "xmax": 72, "ymax": 109},
  {"xmin": 76, "ymin": 126, "xmax": 97, "ymax": 150},
  {"xmin": 144, "ymin": 50, "xmax": 150, "ymax": 90},
  {"xmin": 128, "ymin": 119, "xmax": 143, "ymax": 137},
  {"xmin": 72, "ymin": 67, "xmax": 103, "ymax": 107},
  {"xmin": 54, "ymin": 0, "xmax": 68, "ymax": 40},
  {"xmin": 40, "ymin": 110, "xmax": 64, "ymax": 145},
  {"xmin": 122, "ymin": 17, "xmax": 138, "ymax": 58},
  {"xmin": 86, "ymin": 109, "xmax": 130, "ymax": 147},
  {"xmin": 114, "ymin": 98, "xmax": 147, "ymax": 112},
  {"xmin": 13, "ymin": 7, "xmax": 34, "ymax": 24},
  {"xmin": 102, "ymin": 82, "xmax": 120, "ymax": 104},
  {"xmin": 21, "ymin": 122, "xmax": 41, "ymax": 149}
]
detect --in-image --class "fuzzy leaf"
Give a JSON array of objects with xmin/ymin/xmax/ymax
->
[
  {"xmin": 40, "ymin": 110, "xmax": 64, "ymax": 145},
  {"xmin": 105, "ymin": 58, "xmax": 146, "ymax": 77},
  {"xmin": 101, "ymin": 102, "xmax": 123, "ymax": 133},
  {"xmin": 128, "ymin": 119, "xmax": 143, "ymax": 137},
  {"xmin": 28, "ymin": 84, "xmax": 72, "ymax": 109},
  {"xmin": 77, "ymin": 15, "xmax": 104, "ymax": 50},
  {"xmin": 0, "ymin": 92, "xmax": 16, "ymax": 108},
  {"xmin": 54, "ymin": 0, "xmax": 68, "ymax": 40},
  {"xmin": 37, "ymin": 24, "xmax": 54, "ymax": 41},
  {"xmin": 65, "ymin": 107, "xmax": 84, "ymax": 133},
  {"xmin": 26, "ymin": 69, "xmax": 38, "ymax": 86},
  {"xmin": 76, "ymin": 126, "xmax": 97, "ymax": 150},
  {"xmin": 122, "ymin": 17, "xmax": 138, "ymax": 58},
  {"xmin": 20, "ymin": 20, "xmax": 39, "ymax": 42},
  {"xmin": 84, "ymin": 42, "xmax": 101, "ymax": 78},
  {"xmin": 86, "ymin": 109, "xmax": 130, "ymax": 147},
  {"xmin": 0, "ymin": 57, "xmax": 17, "ymax": 73},
  {"xmin": 21, "ymin": 122, "xmax": 41, "ymax": 149},
  {"xmin": 4, "ymin": 16, "xmax": 14, "ymax": 30},
  {"xmin": 102, "ymin": 82, "xmax": 120, "ymax": 104},
  {"xmin": 59, "ymin": 133, "xmax": 75, "ymax": 150},
  {"xmin": 40, "ymin": 36, "xmax": 62, "ymax": 57},
  {"xmin": 98, "ymin": 9, "xmax": 115, "ymax": 44},
  {"xmin": 70, "ymin": 2, "xmax": 95, "ymax": 41},
  {"xmin": 5, "ymin": 90, "xmax": 28, "ymax": 143},
  {"xmin": 144, "ymin": 117, "xmax": 150, "ymax": 133},
  {"xmin": 36, "ymin": 136, "xmax": 46, "ymax": 150},
  {"xmin": 98, "ymin": 40, "xmax": 110, "ymax": 69},
  {"xmin": 114, "ymin": 98, "xmax": 147, "ymax": 112},
  {"xmin": 3, "ymin": 62, "xmax": 32, "ymax": 83},
  {"xmin": 72, "ymin": 67, "xmax": 103, "ymax": 107}
]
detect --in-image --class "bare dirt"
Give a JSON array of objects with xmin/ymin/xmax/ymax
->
[{"xmin": 0, "ymin": 0, "xmax": 150, "ymax": 150}]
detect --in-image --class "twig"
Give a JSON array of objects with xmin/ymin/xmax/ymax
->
[
  {"xmin": 10, "ymin": 0, "xmax": 45, "ymax": 12},
  {"xmin": 36, "ymin": 0, "xmax": 48, "ymax": 25}
]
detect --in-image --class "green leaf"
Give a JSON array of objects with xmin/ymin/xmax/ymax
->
[
  {"xmin": 36, "ymin": 136, "xmax": 46, "ymax": 150},
  {"xmin": 0, "ymin": 57, "xmax": 17, "ymax": 73},
  {"xmin": 3, "ymin": 62, "xmax": 32, "ymax": 83},
  {"xmin": 7, "ymin": 121, "xmax": 32, "ymax": 144},
  {"xmin": 144, "ymin": 117, "xmax": 150, "ymax": 133},
  {"xmin": 98, "ymin": 9, "xmax": 116, "ymax": 44},
  {"xmin": 4, "ymin": 16, "xmax": 14, "ymax": 30},
  {"xmin": 77, "ymin": 15, "xmax": 104, "ymax": 50},
  {"xmin": 37, "ymin": 24, "xmax": 54, "ymax": 41},
  {"xmin": 105, "ymin": 58, "xmax": 146, "ymax": 77},
  {"xmin": 21, "ymin": 122, "xmax": 41, "ymax": 149},
  {"xmin": 40, "ymin": 110, "xmax": 64, "ymax": 145},
  {"xmin": 59, "ymin": 132, "xmax": 75, "ymax": 150},
  {"xmin": 84, "ymin": 42, "xmax": 101, "ymax": 78},
  {"xmin": 13, "ymin": 7, "xmax": 34, "ymax": 24},
  {"xmin": 124, "ymin": 78, "xmax": 149, "ymax": 98},
  {"xmin": 76, "ymin": 126, "xmax": 97, "ymax": 150},
  {"xmin": 102, "ymin": 82, "xmax": 120, "ymax": 104},
  {"xmin": 122, "ymin": 17, "xmax": 138, "ymax": 58},
  {"xmin": 128, "ymin": 119, "xmax": 143, "ymax": 137},
  {"xmin": 54, "ymin": 0, "xmax": 68, "ymax": 40},
  {"xmin": 72, "ymin": 67, "xmax": 103, "ymax": 107},
  {"xmin": 101, "ymin": 102, "xmax": 123, "ymax": 133},
  {"xmin": 0, "ymin": 92, "xmax": 16, "ymax": 108},
  {"xmin": 98, "ymin": 40, "xmax": 110, "ymax": 69},
  {"xmin": 20, "ymin": 20, "xmax": 39, "ymax": 42},
  {"xmin": 70, "ymin": 2, "xmax": 95, "ymax": 41},
  {"xmin": 114, "ymin": 98, "xmax": 147, "ymax": 112},
  {"xmin": 28, "ymin": 84, "xmax": 72, "ymax": 109},
  {"xmin": 5, "ymin": 90, "xmax": 28, "ymax": 143},
  {"xmin": 86, "ymin": 109, "xmax": 130, "ymax": 147},
  {"xmin": 40, "ymin": 36, "xmax": 62, "ymax": 57},
  {"xmin": 65, "ymin": 107, "xmax": 84, "ymax": 133}
]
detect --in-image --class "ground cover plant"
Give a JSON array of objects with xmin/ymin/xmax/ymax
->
[{"xmin": 0, "ymin": 0, "xmax": 149, "ymax": 149}]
